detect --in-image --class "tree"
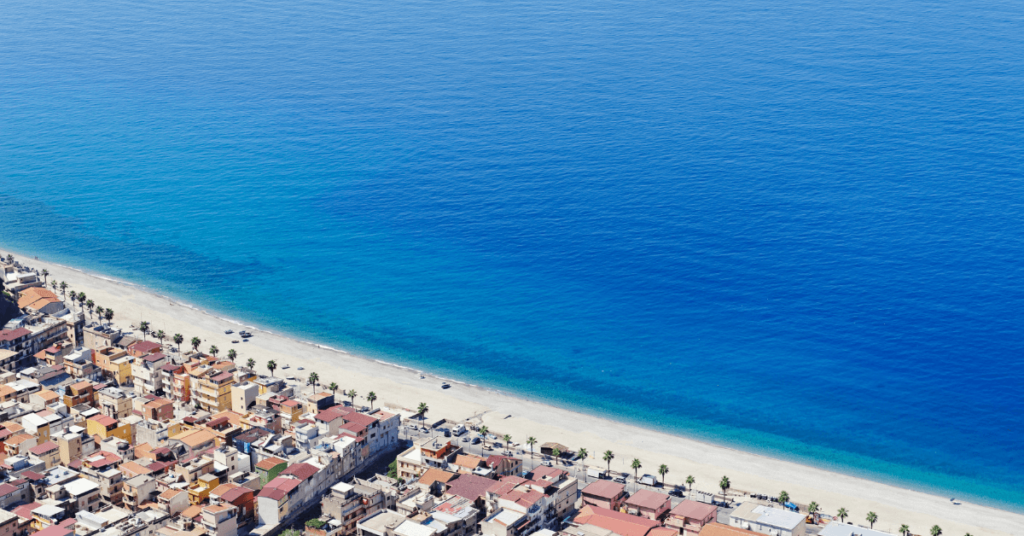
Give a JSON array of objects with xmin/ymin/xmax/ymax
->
[
  {"xmin": 527, "ymin": 437, "xmax": 537, "ymax": 457},
  {"xmin": 227, "ymin": 349, "xmax": 237, "ymax": 362},
  {"xmin": 68, "ymin": 289, "xmax": 76, "ymax": 309},
  {"xmin": 173, "ymin": 333, "xmax": 184, "ymax": 352},
  {"xmin": 808, "ymin": 502, "xmax": 819, "ymax": 523},
  {"xmin": 59, "ymin": 281, "xmax": 67, "ymax": 300},
  {"xmin": 191, "ymin": 337, "xmax": 201, "ymax": 352},
  {"xmin": 867, "ymin": 512, "xmax": 878, "ymax": 529},
  {"xmin": 329, "ymin": 382, "xmax": 339, "ymax": 395},
  {"xmin": 209, "ymin": 345, "xmax": 219, "ymax": 357},
  {"xmin": 247, "ymin": 358, "xmax": 256, "ymax": 369},
  {"xmin": 779, "ymin": 491, "xmax": 790, "ymax": 505},
  {"xmin": 552, "ymin": 447, "xmax": 561, "ymax": 460},
  {"xmin": 348, "ymin": 389, "xmax": 357, "ymax": 406},
  {"xmin": 309, "ymin": 372, "xmax": 319, "ymax": 391},
  {"xmin": 719, "ymin": 476, "xmax": 730, "ymax": 496},
  {"xmin": 155, "ymin": 330, "xmax": 166, "ymax": 346},
  {"xmin": 837, "ymin": 508, "xmax": 848, "ymax": 523},
  {"xmin": 929, "ymin": 526, "xmax": 941, "ymax": 536},
  {"xmin": 267, "ymin": 360, "xmax": 277, "ymax": 376},
  {"xmin": 686, "ymin": 476, "xmax": 695, "ymax": 499},
  {"xmin": 417, "ymin": 402, "xmax": 429, "ymax": 419},
  {"xmin": 51, "ymin": 280, "xmax": 58, "ymax": 292},
  {"xmin": 503, "ymin": 434, "xmax": 512, "ymax": 453},
  {"xmin": 77, "ymin": 292, "xmax": 87, "ymax": 311},
  {"xmin": 104, "ymin": 308, "xmax": 114, "ymax": 324},
  {"xmin": 899, "ymin": 525, "xmax": 910, "ymax": 536},
  {"xmin": 41, "ymin": 269, "xmax": 49, "ymax": 284},
  {"xmin": 479, "ymin": 426, "xmax": 490, "ymax": 449},
  {"xmin": 86, "ymin": 299, "xmax": 95, "ymax": 320},
  {"xmin": 630, "ymin": 459, "xmax": 642, "ymax": 487},
  {"xmin": 306, "ymin": 519, "xmax": 325, "ymax": 530},
  {"xmin": 603, "ymin": 450, "xmax": 615, "ymax": 473},
  {"xmin": 387, "ymin": 460, "xmax": 399, "ymax": 480},
  {"xmin": 578, "ymin": 447, "xmax": 589, "ymax": 478},
  {"xmin": 658, "ymin": 464, "xmax": 669, "ymax": 484},
  {"xmin": 139, "ymin": 321, "xmax": 150, "ymax": 340},
  {"xmin": 367, "ymin": 391, "xmax": 377, "ymax": 410}
]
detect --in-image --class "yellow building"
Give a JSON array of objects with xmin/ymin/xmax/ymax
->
[
  {"xmin": 86, "ymin": 415, "xmax": 132, "ymax": 443},
  {"xmin": 188, "ymin": 473, "xmax": 220, "ymax": 505},
  {"xmin": 94, "ymin": 347, "xmax": 133, "ymax": 385},
  {"xmin": 195, "ymin": 370, "xmax": 236, "ymax": 413}
]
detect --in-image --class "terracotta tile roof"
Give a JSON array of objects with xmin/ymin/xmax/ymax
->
[
  {"xmin": 29, "ymin": 441, "xmax": 58, "ymax": 455},
  {"xmin": 210, "ymin": 483, "xmax": 239, "ymax": 497},
  {"xmin": 280, "ymin": 463, "xmax": 318, "ymax": 481},
  {"xmin": 0, "ymin": 329, "xmax": 31, "ymax": 342},
  {"xmin": 181, "ymin": 505, "xmax": 204, "ymax": 520},
  {"xmin": 454, "ymin": 454, "xmax": 485, "ymax": 469},
  {"xmin": 418, "ymin": 468, "xmax": 459, "ymax": 486},
  {"xmin": 625, "ymin": 489, "xmax": 671, "ymax": 510},
  {"xmin": 670, "ymin": 500, "xmax": 717, "ymax": 519},
  {"xmin": 574, "ymin": 505, "xmax": 660, "ymax": 536},
  {"xmin": 315, "ymin": 406, "xmax": 351, "ymax": 422},
  {"xmin": 220, "ymin": 486, "xmax": 251, "ymax": 503},
  {"xmin": 255, "ymin": 457, "xmax": 286, "ymax": 471},
  {"xmin": 130, "ymin": 341, "xmax": 162, "ymax": 354},
  {"xmin": 13, "ymin": 502, "xmax": 40, "ymax": 521},
  {"xmin": 257, "ymin": 477, "xmax": 300, "ymax": 500},
  {"xmin": 88, "ymin": 415, "xmax": 118, "ymax": 427},
  {"xmin": 581, "ymin": 480, "xmax": 627, "ymax": 500},
  {"xmin": 698, "ymin": 523, "xmax": 761, "ymax": 536},
  {"xmin": 446, "ymin": 473, "xmax": 498, "ymax": 501}
]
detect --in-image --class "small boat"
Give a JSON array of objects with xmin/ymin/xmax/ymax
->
[
  {"xmin": 441, "ymin": 382, "xmax": 451, "ymax": 389},
  {"xmin": 232, "ymin": 340, "xmax": 239, "ymax": 344},
  {"xmin": 239, "ymin": 331, "xmax": 252, "ymax": 338},
  {"xmin": 224, "ymin": 329, "xmax": 234, "ymax": 334}
]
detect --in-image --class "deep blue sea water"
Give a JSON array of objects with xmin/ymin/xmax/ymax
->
[{"xmin": 2, "ymin": 0, "xmax": 1023, "ymax": 511}]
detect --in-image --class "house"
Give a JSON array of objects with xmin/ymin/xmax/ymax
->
[
  {"xmin": 729, "ymin": 504, "xmax": 806, "ymax": 536},
  {"xmin": 817, "ymin": 522, "xmax": 896, "ymax": 536},
  {"xmin": 130, "ymin": 354, "xmax": 168, "ymax": 397},
  {"xmin": 17, "ymin": 289, "xmax": 64, "ymax": 316},
  {"xmin": 580, "ymin": 481, "xmax": 628, "ymax": 511},
  {"xmin": 97, "ymin": 388, "xmax": 133, "ymax": 420},
  {"xmin": 623, "ymin": 490, "xmax": 672, "ymax": 521},
  {"xmin": 86, "ymin": 415, "xmax": 131, "ymax": 443},
  {"xmin": 28, "ymin": 441, "xmax": 60, "ymax": 469},
  {"xmin": 356, "ymin": 510, "xmax": 412, "ymax": 536},
  {"xmin": 200, "ymin": 504, "xmax": 237, "ymax": 536},
  {"xmin": 188, "ymin": 474, "xmax": 219, "ymax": 505},
  {"xmin": 142, "ymin": 398, "xmax": 174, "ymax": 422},
  {"xmin": 666, "ymin": 501, "xmax": 718, "ymax": 536},
  {"xmin": 65, "ymin": 478, "xmax": 102, "ymax": 514},
  {"xmin": 93, "ymin": 348, "xmax": 133, "ymax": 386},
  {"xmin": 0, "ymin": 509, "xmax": 18, "ymax": 536},
  {"xmin": 64, "ymin": 382, "xmax": 96, "ymax": 409},
  {"xmin": 539, "ymin": 443, "xmax": 569, "ymax": 457},
  {"xmin": 417, "ymin": 468, "xmax": 460, "ymax": 495},
  {"xmin": 318, "ymin": 480, "xmax": 397, "ymax": 536},
  {"xmin": 523, "ymin": 466, "xmax": 578, "ymax": 518},
  {"xmin": 255, "ymin": 457, "xmax": 287, "ymax": 485},
  {"xmin": 698, "ymin": 524, "xmax": 761, "ymax": 536},
  {"xmin": 122, "ymin": 475, "xmax": 157, "ymax": 512},
  {"xmin": 572, "ymin": 506, "xmax": 660, "ymax": 536},
  {"xmin": 230, "ymin": 383, "xmax": 258, "ymax": 413},
  {"xmin": 126, "ymin": 341, "xmax": 162, "ymax": 359},
  {"xmin": 256, "ymin": 476, "xmax": 301, "ymax": 526},
  {"xmin": 485, "ymin": 456, "xmax": 522, "ymax": 479},
  {"xmin": 396, "ymin": 438, "xmax": 457, "ymax": 482},
  {"xmin": 167, "ymin": 429, "xmax": 216, "ymax": 459},
  {"xmin": 451, "ymin": 455, "xmax": 486, "ymax": 475}
]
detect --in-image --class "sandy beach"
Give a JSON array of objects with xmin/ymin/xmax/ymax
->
[{"xmin": 3, "ymin": 246, "xmax": 1020, "ymax": 536}]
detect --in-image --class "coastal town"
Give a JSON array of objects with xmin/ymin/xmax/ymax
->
[{"xmin": 0, "ymin": 254, "xmax": 971, "ymax": 536}]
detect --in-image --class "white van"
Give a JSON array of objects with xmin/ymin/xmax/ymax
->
[{"xmin": 587, "ymin": 468, "xmax": 606, "ymax": 480}]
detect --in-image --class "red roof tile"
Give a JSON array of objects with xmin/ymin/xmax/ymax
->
[
  {"xmin": 582, "ymin": 480, "xmax": 627, "ymax": 500},
  {"xmin": 574, "ymin": 506, "xmax": 660, "ymax": 536},
  {"xmin": 280, "ymin": 463, "xmax": 318, "ymax": 481}
]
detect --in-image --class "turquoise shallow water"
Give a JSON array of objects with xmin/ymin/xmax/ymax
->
[{"xmin": 2, "ymin": 0, "xmax": 1024, "ymax": 513}]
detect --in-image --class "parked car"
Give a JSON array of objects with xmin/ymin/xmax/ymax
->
[
  {"xmin": 613, "ymin": 475, "xmax": 626, "ymax": 484},
  {"xmin": 471, "ymin": 437, "xmax": 481, "ymax": 445}
]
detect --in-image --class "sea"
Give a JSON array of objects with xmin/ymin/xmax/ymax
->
[{"xmin": 2, "ymin": 0, "xmax": 1022, "ymax": 513}]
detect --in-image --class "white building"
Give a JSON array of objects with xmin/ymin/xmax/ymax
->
[{"xmin": 730, "ymin": 503, "xmax": 807, "ymax": 536}]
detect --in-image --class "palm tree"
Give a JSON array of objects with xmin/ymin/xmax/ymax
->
[
  {"xmin": 155, "ymin": 330, "xmax": 166, "ymax": 347},
  {"xmin": 59, "ymin": 281, "xmax": 67, "ymax": 300},
  {"xmin": 139, "ymin": 321, "xmax": 150, "ymax": 340},
  {"xmin": 658, "ymin": 464, "xmax": 669, "ymax": 485},
  {"xmin": 77, "ymin": 292, "xmax": 86, "ymax": 312},
  {"xmin": 630, "ymin": 459, "xmax": 642, "ymax": 488},
  {"xmin": 267, "ymin": 360, "xmax": 277, "ymax": 376},
  {"xmin": 686, "ymin": 476, "xmax": 695, "ymax": 499},
  {"xmin": 50, "ymin": 280, "xmax": 58, "ymax": 292},
  {"xmin": 899, "ymin": 524, "xmax": 910, "ymax": 536},
  {"xmin": 417, "ymin": 402, "xmax": 429, "ymax": 420},
  {"xmin": 209, "ymin": 345, "xmax": 219, "ymax": 358},
  {"xmin": 4, "ymin": 254, "xmax": 12, "ymax": 263},
  {"xmin": 578, "ymin": 447, "xmax": 589, "ymax": 479},
  {"xmin": 808, "ymin": 502, "xmax": 819, "ymax": 524},
  {"xmin": 191, "ymin": 337, "xmax": 201, "ymax": 352},
  {"xmin": 552, "ymin": 448, "xmax": 562, "ymax": 463},
  {"xmin": 367, "ymin": 391, "xmax": 377, "ymax": 410},
  {"xmin": 309, "ymin": 372, "xmax": 319, "ymax": 391},
  {"xmin": 348, "ymin": 389, "xmax": 358, "ymax": 406},
  {"xmin": 867, "ymin": 512, "xmax": 878, "ymax": 529},
  {"xmin": 227, "ymin": 349, "xmax": 237, "ymax": 362},
  {"xmin": 68, "ymin": 289, "xmax": 76, "ymax": 309},
  {"xmin": 719, "ymin": 476, "xmax": 730, "ymax": 497},
  {"xmin": 929, "ymin": 525, "xmax": 941, "ymax": 536},
  {"xmin": 86, "ymin": 299, "xmax": 95, "ymax": 320},
  {"xmin": 247, "ymin": 358, "xmax": 256, "ymax": 369},
  {"xmin": 603, "ymin": 450, "xmax": 614, "ymax": 473},
  {"xmin": 104, "ymin": 308, "xmax": 114, "ymax": 325},
  {"xmin": 479, "ymin": 426, "xmax": 490, "ymax": 449},
  {"xmin": 41, "ymin": 269, "xmax": 49, "ymax": 285},
  {"xmin": 173, "ymin": 333, "xmax": 184, "ymax": 352},
  {"xmin": 527, "ymin": 437, "xmax": 537, "ymax": 457},
  {"xmin": 503, "ymin": 434, "xmax": 512, "ymax": 454},
  {"xmin": 779, "ymin": 491, "xmax": 790, "ymax": 505},
  {"xmin": 329, "ymin": 382, "xmax": 339, "ymax": 395}
]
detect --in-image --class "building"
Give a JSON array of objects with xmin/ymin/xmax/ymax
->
[
  {"xmin": 623, "ymin": 490, "xmax": 672, "ymax": 521},
  {"xmin": 319, "ymin": 481, "xmax": 397, "ymax": 536},
  {"xmin": 357, "ymin": 510, "xmax": 412, "ymax": 536},
  {"xmin": 256, "ymin": 477, "xmax": 301, "ymax": 527},
  {"xmin": 131, "ymin": 354, "xmax": 168, "ymax": 397},
  {"xmin": 64, "ymin": 382, "xmax": 96, "ymax": 409},
  {"xmin": 231, "ymin": 383, "xmax": 258, "ymax": 413},
  {"xmin": 86, "ymin": 416, "xmax": 132, "ymax": 443},
  {"xmin": 200, "ymin": 504, "xmax": 237, "ymax": 536},
  {"xmin": 194, "ymin": 369, "xmax": 235, "ymax": 413},
  {"xmin": 572, "ymin": 506, "xmax": 660, "ymax": 536},
  {"xmin": 580, "ymin": 481, "xmax": 628, "ymax": 511},
  {"xmin": 817, "ymin": 522, "xmax": 896, "ymax": 536},
  {"xmin": 698, "ymin": 524, "xmax": 762, "ymax": 536},
  {"xmin": 396, "ymin": 438, "xmax": 457, "ymax": 482},
  {"xmin": 92, "ymin": 348, "xmax": 133, "ymax": 386},
  {"xmin": 729, "ymin": 504, "xmax": 806, "ymax": 536},
  {"xmin": 666, "ymin": 501, "xmax": 718, "ymax": 536},
  {"xmin": 17, "ymin": 289, "xmax": 64, "ymax": 316},
  {"xmin": 97, "ymin": 388, "xmax": 133, "ymax": 420}
]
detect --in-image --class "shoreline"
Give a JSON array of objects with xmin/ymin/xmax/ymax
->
[{"xmin": 3, "ymin": 245, "xmax": 1022, "ymax": 536}]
